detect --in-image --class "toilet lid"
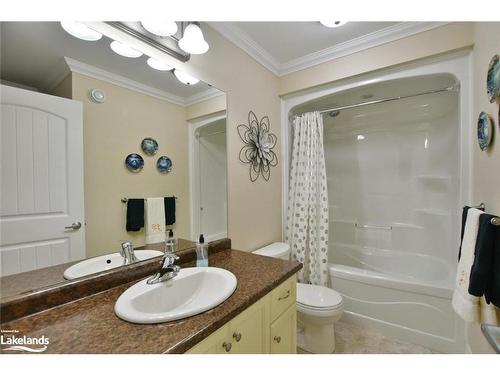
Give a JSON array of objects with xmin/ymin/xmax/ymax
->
[{"xmin": 296, "ymin": 283, "xmax": 343, "ymax": 309}]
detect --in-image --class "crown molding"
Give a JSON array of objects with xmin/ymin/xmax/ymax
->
[
  {"xmin": 61, "ymin": 57, "xmax": 221, "ymax": 107},
  {"xmin": 184, "ymin": 87, "xmax": 225, "ymax": 107},
  {"xmin": 208, "ymin": 22, "xmax": 281, "ymax": 75},
  {"xmin": 209, "ymin": 22, "xmax": 449, "ymax": 77}
]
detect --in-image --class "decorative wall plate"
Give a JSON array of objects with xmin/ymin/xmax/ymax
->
[
  {"xmin": 477, "ymin": 111, "xmax": 493, "ymax": 151},
  {"xmin": 141, "ymin": 137, "xmax": 159, "ymax": 156},
  {"xmin": 157, "ymin": 156, "xmax": 172, "ymax": 173},
  {"xmin": 487, "ymin": 54, "xmax": 500, "ymax": 103},
  {"xmin": 125, "ymin": 153, "xmax": 144, "ymax": 172}
]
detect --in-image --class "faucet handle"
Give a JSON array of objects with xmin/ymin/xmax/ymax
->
[{"xmin": 161, "ymin": 253, "xmax": 179, "ymax": 268}]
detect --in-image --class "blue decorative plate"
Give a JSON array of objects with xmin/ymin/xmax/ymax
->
[
  {"xmin": 157, "ymin": 156, "xmax": 172, "ymax": 173},
  {"xmin": 477, "ymin": 112, "xmax": 493, "ymax": 151},
  {"xmin": 141, "ymin": 137, "xmax": 159, "ymax": 156},
  {"xmin": 487, "ymin": 54, "xmax": 499, "ymax": 103},
  {"xmin": 125, "ymin": 153, "xmax": 144, "ymax": 172}
]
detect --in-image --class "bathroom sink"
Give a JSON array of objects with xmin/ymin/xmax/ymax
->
[
  {"xmin": 63, "ymin": 250, "xmax": 163, "ymax": 280},
  {"xmin": 114, "ymin": 267, "xmax": 237, "ymax": 324}
]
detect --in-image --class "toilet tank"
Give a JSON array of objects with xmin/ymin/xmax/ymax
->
[{"xmin": 253, "ymin": 242, "xmax": 290, "ymax": 260}]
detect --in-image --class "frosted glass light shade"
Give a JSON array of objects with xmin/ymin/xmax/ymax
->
[
  {"xmin": 173, "ymin": 69, "xmax": 199, "ymax": 85},
  {"xmin": 110, "ymin": 41, "xmax": 143, "ymax": 58},
  {"xmin": 141, "ymin": 21, "xmax": 178, "ymax": 37},
  {"xmin": 60, "ymin": 21, "xmax": 102, "ymax": 41},
  {"xmin": 320, "ymin": 21, "xmax": 348, "ymax": 28},
  {"xmin": 178, "ymin": 23, "xmax": 209, "ymax": 55},
  {"xmin": 147, "ymin": 57, "xmax": 173, "ymax": 71}
]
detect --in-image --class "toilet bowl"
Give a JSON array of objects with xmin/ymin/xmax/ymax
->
[{"xmin": 253, "ymin": 242, "xmax": 344, "ymax": 354}]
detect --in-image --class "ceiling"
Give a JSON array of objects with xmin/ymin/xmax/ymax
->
[
  {"xmin": 209, "ymin": 22, "xmax": 447, "ymax": 76},
  {"xmin": 0, "ymin": 22, "xmax": 218, "ymax": 105}
]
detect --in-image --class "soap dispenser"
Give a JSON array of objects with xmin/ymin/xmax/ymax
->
[
  {"xmin": 196, "ymin": 234, "xmax": 208, "ymax": 267},
  {"xmin": 165, "ymin": 229, "xmax": 176, "ymax": 254}
]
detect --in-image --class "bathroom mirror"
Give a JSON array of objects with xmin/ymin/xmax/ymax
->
[{"xmin": 0, "ymin": 22, "xmax": 227, "ymax": 299}]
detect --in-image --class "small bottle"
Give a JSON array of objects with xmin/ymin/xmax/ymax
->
[
  {"xmin": 196, "ymin": 234, "xmax": 208, "ymax": 267},
  {"xmin": 165, "ymin": 229, "xmax": 176, "ymax": 254}
]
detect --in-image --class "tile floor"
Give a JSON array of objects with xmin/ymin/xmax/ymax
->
[{"xmin": 298, "ymin": 319, "xmax": 439, "ymax": 354}]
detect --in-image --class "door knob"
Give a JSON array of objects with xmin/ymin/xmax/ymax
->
[
  {"xmin": 65, "ymin": 222, "xmax": 82, "ymax": 230},
  {"xmin": 273, "ymin": 336, "xmax": 281, "ymax": 343},
  {"xmin": 233, "ymin": 332, "xmax": 242, "ymax": 342},
  {"xmin": 222, "ymin": 342, "xmax": 232, "ymax": 352}
]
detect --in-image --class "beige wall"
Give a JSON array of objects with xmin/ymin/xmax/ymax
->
[
  {"xmin": 279, "ymin": 23, "xmax": 475, "ymax": 96},
  {"xmin": 185, "ymin": 94, "xmax": 226, "ymax": 120},
  {"xmin": 50, "ymin": 73, "xmax": 72, "ymax": 99},
  {"xmin": 184, "ymin": 26, "xmax": 282, "ymax": 251},
  {"xmin": 71, "ymin": 73, "xmax": 191, "ymax": 258},
  {"xmin": 467, "ymin": 22, "xmax": 500, "ymax": 354}
]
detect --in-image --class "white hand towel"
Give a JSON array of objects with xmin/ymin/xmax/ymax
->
[
  {"xmin": 452, "ymin": 208, "xmax": 500, "ymax": 324},
  {"xmin": 145, "ymin": 197, "xmax": 166, "ymax": 245}
]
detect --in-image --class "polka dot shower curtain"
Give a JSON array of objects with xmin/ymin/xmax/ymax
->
[{"xmin": 286, "ymin": 111, "xmax": 329, "ymax": 286}]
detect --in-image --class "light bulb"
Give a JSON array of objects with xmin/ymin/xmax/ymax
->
[
  {"xmin": 110, "ymin": 41, "xmax": 143, "ymax": 58},
  {"xmin": 320, "ymin": 21, "xmax": 348, "ymax": 28},
  {"xmin": 173, "ymin": 69, "xmax": 199, "ymax": 85},
  {"xmin": 141, "ymin": 21, "xmax": 178, "ymax": 37},
  {"xmin": 60, "ymin": 21, "xmax": 102, "ymax": 41},
  {"xmin": 146, "ymin": 57, "xmax": 173, "ymax": 71},
  {"xmin": 178, "ymin": 23, "xmax": 209, "ymax": 55}
]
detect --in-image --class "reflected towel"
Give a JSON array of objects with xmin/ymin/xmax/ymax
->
[
  {"xmin": 452, "ymin": 208, "xmax": 500, "ymax": 324},
  {"xmin": 164, "ymin": 196, "xmax": 176, "ymax": 226},
  {"xmin": 126, "ymin": 199, "xmax": 144, "ymax": 232},
  {"xmin": 145, "ymin": 197, "xmax": 166, "ymax": 244}
]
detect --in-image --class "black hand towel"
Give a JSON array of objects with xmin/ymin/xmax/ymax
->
[
  {"xmin": 126, "ymin": 199, "xmax": 144, "ymax": 231},
  {"xmin": 468, "ymin": 214, "xmax": 498, "ymax": 301},
  {"xmin": 164, "ymin": 197, "xmax": 176, "ymax": 225},
  {"xmin": 485, "ymin": 219, "xmax": 500, "ymax": 307},
  {"xmin": 458, "ymin": 206, "xmax": 470, "ymax": 261}
]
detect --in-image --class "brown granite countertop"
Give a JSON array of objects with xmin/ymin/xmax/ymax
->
[
  {"xmin": 0, "ymin": 249, "xmax": 301, "ymax": 354},
  {"xmin": 0, "ymin": 239, "xmax": 196, "ymax": 299}
]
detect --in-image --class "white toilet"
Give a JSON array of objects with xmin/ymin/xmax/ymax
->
[{"xmin": 253, "ymin": 242, "xmax": 344, "ymax": 354}]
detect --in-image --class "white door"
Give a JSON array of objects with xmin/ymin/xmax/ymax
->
[{"xmin": 0, "ymin": 85, "xmax": 85, "ymax": 276}]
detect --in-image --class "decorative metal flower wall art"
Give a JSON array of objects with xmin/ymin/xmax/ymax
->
[{"xmin": 237, "ymin": 110, "xmax": 278, "ymax": 182}]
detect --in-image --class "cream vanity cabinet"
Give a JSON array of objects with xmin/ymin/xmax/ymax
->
[{"xmin": 186, "ymin": 275, "xmax": 297, "ymax": 354}]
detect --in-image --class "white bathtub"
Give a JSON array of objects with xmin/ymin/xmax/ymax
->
[{"xmin": 330, "ymin": 258, "xmax": 465, "ymax": 353}]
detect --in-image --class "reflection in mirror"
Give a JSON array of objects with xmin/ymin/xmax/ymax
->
[{"xmin": 0, "ymin": 22, "xmax": 227, "ymax": 299}]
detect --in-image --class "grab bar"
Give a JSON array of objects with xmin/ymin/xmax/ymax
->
[{"xmin": 355, "ymin": 223, "xmax": 392, "ymax": 230}]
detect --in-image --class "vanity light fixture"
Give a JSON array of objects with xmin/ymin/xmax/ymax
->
[
  {"xmin": 178, "ymin": 23, "xmax": 209, "ymax": 55},
  {"xmin": 110, "ymin": 41, "xmax": 143, "ymax": 58},
  {"xmin": 146, "ymin": 57, "xmax": 174, "ymax": 71},
  {"xmin": 141, "ymin": 21, "xmax": 178, "ymax": 37},
  {"xmin": 173, "ymin": 69, "xmax": 199, "ymax": 85},
  {"xmin": 60, "ymin": 21, "xmax": 102, "ymax": 41},
  {"xmin": 320, "ymin": 21, "xmax": 348, "ymax": 28}
]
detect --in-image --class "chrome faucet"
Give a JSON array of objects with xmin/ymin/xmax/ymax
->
[
  {"xmin": 147, "ymin": 253, "xmax": 180, "ymax": 285},
  {"xmin": 120, "ymin": 241, "xmax": 138, "ymax": 265}
]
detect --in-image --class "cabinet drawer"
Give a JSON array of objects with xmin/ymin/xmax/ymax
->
[
  {"xmin": 270, "ymin": 304, "xmax": 297, "ymax": 354},
  {"xmin": 270, "ymin": 275, "xmax": 296, "ymax": 322}
]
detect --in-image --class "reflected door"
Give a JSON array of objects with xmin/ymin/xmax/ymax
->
[{"xmin": 0, "ymin": 85, "xmax": 85, "ymax": 276}]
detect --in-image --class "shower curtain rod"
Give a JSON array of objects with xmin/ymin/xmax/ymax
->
[{"xmin": 304, "ymin": 84, "xmax": 459, "ymax": 117}]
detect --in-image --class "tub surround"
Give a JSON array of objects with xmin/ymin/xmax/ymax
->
[
  {"xmin": 0, "ymin": 238, "xmax": 220, "ymax": 323},
  {"xmin": 0, "ymin": 246, "xmax": 301, "ymax": 353}
]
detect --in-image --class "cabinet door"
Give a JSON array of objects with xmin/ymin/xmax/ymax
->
[
  {"xmin": 229, "ymin": 295, "xmax": 271, "ymax": 354},
  {"xmin": 186, "ymin": 324, "xmax": 229, "ymax": 354},
  {"xmin": 270, "ymin": 304, "xmax": 297, "ymax": 354}
]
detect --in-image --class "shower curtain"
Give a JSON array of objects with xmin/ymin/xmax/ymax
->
[{"xmin": 286, "ymin": 111, "xmax": 329, "ymax": 286}]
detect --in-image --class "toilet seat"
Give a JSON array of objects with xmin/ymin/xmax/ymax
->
[{"xmin": 297, "ymin": 283, "xmax": 343, "ymax": 310}]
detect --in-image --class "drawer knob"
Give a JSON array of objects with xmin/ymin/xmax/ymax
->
[
  {"xmin": 273, "ymin": 336, "xmax": 281, "ymax": 344},
  {"xmin": 222, "ymin": 342, "xmax": 232, "ymax": 352},
  {"xmin": 233, "ymin": 332, "xmax": 242, "ymax": 342},
  {"xmin": 278, "ymin": 290, "xmax": 290, "ymax": 301}
]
